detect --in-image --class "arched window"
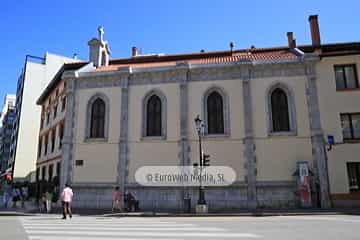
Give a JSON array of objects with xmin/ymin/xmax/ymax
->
[
  {"xmin": 207, "ymin": 91, "xmax": 224, "ymax": 134},
  {"xmin": 271, "ymin": 88, "xmax": 290, "ymax": 132},
  {"xmin": 146, "ymin": 95, "xmax": 162, "ymax": 136},
  {"xmin": 90, "ymin": 98, "xmax": 105, "ymax": 138},
  {"xmin": 86, "ymin": 93, "xmax": 109, "ymax": 140},
  {"xmin": 101, "ymin": 51, "xmax": 107, "ymax": 66}
]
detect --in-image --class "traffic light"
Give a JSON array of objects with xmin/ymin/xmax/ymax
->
[{"xmin": 202, "ymin": 154, "xmax": 210, "ymax": 167}]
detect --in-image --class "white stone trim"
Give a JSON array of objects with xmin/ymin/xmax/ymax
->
[{"xmin": 74, "ymin": 61, "xmax": 309, "ymax": 89}]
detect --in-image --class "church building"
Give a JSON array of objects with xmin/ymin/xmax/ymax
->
[{"xmin": 38, "ymin": 15, "xmax": 360, "ymax": 210}]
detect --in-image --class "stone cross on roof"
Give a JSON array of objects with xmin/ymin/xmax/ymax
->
[{"xmin": 98, "ymin": 25, "xmax": 104, "ymax": 42}]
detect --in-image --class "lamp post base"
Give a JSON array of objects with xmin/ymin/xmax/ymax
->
[{"xmin": 195, "ymin": 204, "xmax": 208, "ymax": 214}]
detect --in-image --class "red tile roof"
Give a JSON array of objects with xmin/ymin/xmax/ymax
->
[
  {"xmin": 195, "ymin": 50, "xmax": 298, "ymax": 64},
  {"xmin": 36, "ymin": 42, "xmax": 360, "ymax": 102},
  {"xmin": 94, "ymin": 48, "xmax": 299, "ymax": 72}
]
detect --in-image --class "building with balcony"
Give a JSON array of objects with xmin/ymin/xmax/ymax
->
[
  {"xmin": 0, "ymin": 94, "xmax": 16, "ymax": 175},
  {"xmin": 9, "ymin": 53, "xmax": 78, "ymax": 181},
  {"xmin": 35, "ymin": 62, "xmax": 86, "ymax": 184}
]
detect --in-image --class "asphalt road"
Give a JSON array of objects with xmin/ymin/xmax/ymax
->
[{"xmin": 1, "ymin": 214, "xmax": 360, "ymax": 240}]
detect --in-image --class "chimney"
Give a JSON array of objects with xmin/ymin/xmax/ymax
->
[
  {"xmin": 309, "ymin": 15, "xmax": 321, "ymax": 47},
  {"xmin": 132, "ymin": 47, "xmax": 138, "ymax": 57},
  {"xmin": 287, "ymin": 32, "xmax": 296, "ymax": 48},
  {"xmin": 230, "ymin": 42, "xmax": 234, "ymax": 54}
]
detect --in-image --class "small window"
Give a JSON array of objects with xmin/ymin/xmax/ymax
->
[
  {"xmin": 341, "ymin": 113, "xmax": 360, "ymax": 141},
  {"xmin": 48, "ymin": 164, "xmax": 53, "ymax": 182},
  {"xmin": 334, "ymin": 65, "xmax": 359, "ymax": 90},
  {"xmin": 51, "ymin": 130, "xmax": 56, "ymax": 152},
  {"xmin": 56, "ymin": 161, "xmax": 61, "ymax": 177},
  {"xmin": 38, "ymin": 137, "xmax": 42, "ymax": 158},
  {"xmin": 41, "ymin": 166, "xmax": 46, "ymax": 180},
  {"xmin": 44, "ymin": 133, "xmax": 48, "ymax": 155},
  {"xmin": 53, "ymin": 105, "xmax": 57, "ymax": 119},
  {"xmin": 61, "ymin": 97, "xmax": 66, "ymax": 112},
  {"xmin": 59, "ymin": 125, "xmax": 64, "ymax": 149},
  {"xmin": 347, "ymin": 162, "xmax": 360, "ymax": 192},
  {"xmin": 46, "ymin": 112, "xmax": 50, "ymax": 125},
  {"xmin": 75, "ymin": 159, "xmax": 84, "ymax": 166},
  {"xmin": 101, "ymin": 51, "xmax": 107, "ymax": 66},
  {"xmin": 36, "ymin": 168, "xmax": 40, "ymax": 182}
]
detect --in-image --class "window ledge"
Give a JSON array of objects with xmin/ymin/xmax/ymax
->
[
  {"xmin": 268, "ymin": 131, "xmax": 297, "ymax": 137},
  {"xmin": 203, "ymin": 134, "xmax": 230, "ymax": 139},
  {"xmin": 84, "ymin": 137, "xmax": 108, "ymax": 143},
  {"xmin": 336, "ymin": 88, "xmax": 360, "ymax": 92},
  {"xmin": 342, "ymin": 139, "xmax": 360, "ymax": 144},
  {"xmin": 141, "ymin": 136, "xmax": 166, "ymax": 141}
]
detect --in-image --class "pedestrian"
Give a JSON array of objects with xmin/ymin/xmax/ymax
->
[
  {"xmin": 112, "ymin": 186, "xmax": 121, "ymax": 212},
  {"xmin": 21, "ymin": 185, "xmax": 28, "ymax": 201},
  {"xmin": 61, "ymin": 183, "xmax": 73, "ymax": 219},
  {"xmin": 20, "ymin": 185, "xmax": 28, "ymax": 208},
  {"xmin": 124, "ymin": 191, "xmax": 139, "ymax": 212},
  {"xmin": 12, "ymin": 187, "xmax": 20, "ymax": 208},
  {"xmin": 41, "ymin": 192, "xmax": 47, "ymax": 212},
  {"xmin": 2, "ymin": 180, "xmax": 11, "ymax": 208},
  {"xmin": 45, "ymin": 189, "xmax": 53, "ymax": 213}
]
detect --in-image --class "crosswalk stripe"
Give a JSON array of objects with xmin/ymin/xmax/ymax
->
[
  {"xmin": 22, "ymin": 221, "xmax": 177, "ymax": 224},
  {"xmin": 22, "ymin": 219, "xmax": 172, "ymax": 223},
  {"xmin": 29, "ymin": 237, "xmax": 185, "ymax": 240},
  {"xmin": 22, "ymin": 223, "xmax": 195, "ymax": 227},
  {"xmin": 23, "ymin": 226, "xmax": 225, "ymax": 231},
  {"xmin": 21, "ymin": 216, "xmax": 263, "ymax": 239},
  {"xmin": 26, "ymin": 230, "xmax": 262, "ymax": 238}
]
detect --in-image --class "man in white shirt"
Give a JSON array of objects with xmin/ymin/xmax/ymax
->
[{"xmin": 61, "ymin": 183, "xmax": 73, "ymax": 219}]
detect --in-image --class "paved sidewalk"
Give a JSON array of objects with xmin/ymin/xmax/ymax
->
[{"xmin": 2, "ymin": 205, "xmax": 360, "ymax": 217}]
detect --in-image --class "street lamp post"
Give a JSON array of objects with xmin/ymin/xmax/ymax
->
[{"xmin": 194, "ymin": 115, "xmax": 206, "ymax": 205}]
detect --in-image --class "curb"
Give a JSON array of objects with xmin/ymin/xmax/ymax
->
[
  {"xmin": 102, "ymin": 211, "xmax": 360, "ymax": 218},
  {"xmin": 0, "ymin": 211, "xmax": 36, "ymax": 216},
  {"xmin": 2, "ymin": 208, "xmax": 360, "ymax": 218}
]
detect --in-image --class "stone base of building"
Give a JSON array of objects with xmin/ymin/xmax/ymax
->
[
  {"xmin": 195, "ymin": 204, "xmax": 208, "ymax": 213},
  {"xmin": 256, "ymin": 185, "xmax": 297, "ymax": 209},
  {"xmin": 70, "ymin": 183, "xmax": 297, "ymax": 211},
  {"xmin": 331, "ymin": 193, "xmax": 360, "ymax": 208}
]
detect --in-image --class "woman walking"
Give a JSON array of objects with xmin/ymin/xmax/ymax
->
[
  {"xmin": 45, "ymin": 189, "xmax": 53, "ymax": 213},
  {"xmin": 112, "ymin": 186, "xmax": 121, "ymax": 212}
]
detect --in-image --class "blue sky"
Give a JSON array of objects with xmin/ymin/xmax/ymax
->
[{"xmin": 0, "ymin": 0, "xmax": 358, "ymax": 102}]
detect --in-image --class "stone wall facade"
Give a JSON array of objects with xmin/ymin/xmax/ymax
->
[
  {"xmin": 71, "ymin": 183, "xmax": 296, "ymax": 211},
  {"xmin": 61, "ymin": 55, "xmax": 335, "ymax": 211}
]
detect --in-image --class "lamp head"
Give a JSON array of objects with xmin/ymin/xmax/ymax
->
[{"xmin": 194, "ymin": 115, "xmax": 202, "ymax": 132}]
